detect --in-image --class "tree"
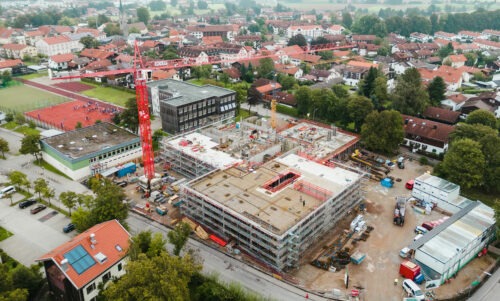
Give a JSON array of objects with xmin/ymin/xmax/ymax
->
[
  {"xmin": 427, "ymin": 76, "xmax": 446, "ymax": 106},
  {"xmin": 438, "ymin": 43, "xmax": 454, "ymax": 58},
  {"xmin": 10, "ymin": 265, "xmax": 43, "ymax": 299},
  {"xmin": 104, "ymin": 23, "xmax": 122, "ymax": 36},
  {"xmin": 342, "ymin": 12, "xmax": 353, "ymax": 29},
  {"xmin": 372, "ymin": 76, "xmax": 388, "ymax": 108},
  {"xmin": 167, "ymin": 222, "xmax": 192, "ymax": 256},
  {"xmin": 120, "ymin": 98, "xmax": 139, "ymax": 133},
  {"xmin": 136, "ymin": 7, "xmax": 150, "ymax": 25},
  {"xmin": 361, "ymin": 110, "xmax": 404, "ymax": 154},
  {"xmin": 347, "ymin": 95, "xmax": 374, "ymax": 132},
  {"xmin": 197, "ymin": 0, "xmax": 208, "ymax": 9},
  {"xmin": 438, "ymin": 139, "xmax": 485, "ymax": 189},
  {"xmin": 0, "ymin": 137, "xmax": 9, "ymax": 159},
  {"xmin": 1, "ymin": 71, "xmax": 12, "ymax": 87},
  {"xmin": 465, "ymin": 109, "xmax": 497, "ymax": 129},
  {"xmin": 287, "ymin": 34, "xmax": 307, "ymax": 47},
  {"xmin": 257, "ymin": 58, "xmax": 274, "ymax": 79},
  {"xmin": 80, "ymin": 36, "xmax": 99, "ymax": 49},
  {"xmin": 8, "ymin": 171, "xmax": 30, "ymax": 192},
  {"xmin": 149, "ymin": 0, "xmax": 166, "ymax": 11},
  {"xmin": 351, "ymin": 14, "xmax": 387, "ymax": 37},
  {"xmin": 359, "ymin": 67, "xmax": 378, "ymax": 99},
  {"xmin": 60, "ymin": 191, "xmax": 77, "ymax": 216},
  {"xmin": 33, "ymin": 178, "xmax": 48, "ymax": 200},
  {"xmin": 128, "ymin": 230, "xmax": 168, "ymax": 260},
  {"xmin": 102, "ymin": 252, "xmax": 201, "ymax": 301},
  {"xmin": 97, "ymin": 14, "xmax": 110, "ymax": 26},
  {"xmin": 295, "ymin": 86, "xmax": 312, "ymax": 116},
  {"xmin": 71, "ymin": 179, "xmax": 128, "ymax": 231},
  {"xmin": 278, "ymin": 75, "xmax": 296, "ymax": 91},
  {"xmin": 43, "ymin": 187, "xmax": 55, "ymax": 206},
  {"xmin": 246, "ymin": 85, "xmax": 262, "ymax": 113},
  {"xmin": 392, "ymin": 68, "xmax": 429, "ymax": 115}
]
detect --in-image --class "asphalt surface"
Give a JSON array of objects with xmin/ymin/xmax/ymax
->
[{"xmin": 468, "ymin": 269, "xmax": 500, "ymax": 301}]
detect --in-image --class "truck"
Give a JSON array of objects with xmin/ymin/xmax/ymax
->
[
  {"xmin": 394, "ymin": 196, "xmax": 407, "ymax": 226},
  {"xmin": 116, "ymin": 162, "xmax": 136, "ymax": 178},
  {"xmin": 155, "ymin": 205, "xmax": 168, "ymax": 216}
]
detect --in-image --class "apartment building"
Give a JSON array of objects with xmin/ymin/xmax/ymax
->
[{"xmin": 35, "ymin": 35, "xmax": 84, "ymax": 56}]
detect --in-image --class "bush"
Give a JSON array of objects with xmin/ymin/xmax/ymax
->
[
  {"xmin": 419, "ymin": 156, "xmax": 428, "ymax": 165},
  {"xmin": 5, "ymin": 113, "xmax": 14, "ymax": 122},
  {"xmin": 28, "ymin": 120, "xmax": 36, "ymax": 129},
  {"xmin": 276, "ymin": 104, "xmax": 299, "ymax": 117}
]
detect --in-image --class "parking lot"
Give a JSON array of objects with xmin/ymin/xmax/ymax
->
[{"xmin": 0, "ymin": 191, "xmax": 76, "ymax": 266}]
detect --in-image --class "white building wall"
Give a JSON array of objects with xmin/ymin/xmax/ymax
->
[
  {"xmin": 403, "ymin": 139, "xmax": 448, "ymax": 155},
  {"xmin": 83, "ymin": 258, "xmax": 128, "ymax": 301}
]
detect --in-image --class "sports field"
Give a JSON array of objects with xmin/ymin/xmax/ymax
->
[
  {"xmin": 82, "ymin": 86, "xmax": 135, "ymax": 107},
  {"xmin": 0, "ymin": 85, "xmax": 69, "ymax": 113}
]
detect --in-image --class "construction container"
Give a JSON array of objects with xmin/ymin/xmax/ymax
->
[
  {"xmin": 399, "ymin": 260, "xmax": 421, "ymax": 280},
  {"xmin": 155, "ymin": 205, "xmax": 168, "ymax": 216},
  {"xmin": 116, "ymin": 162, "xmax": 136, "ymax": 178},
  {"xmin": 414, "ymin": 273, "xmax": 425, "ymax": 284},
  {"xmin": 350, "ymin": 251, "xmax": 366, "ymax": 264}
]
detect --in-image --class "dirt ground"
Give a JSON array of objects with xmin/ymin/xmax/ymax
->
[{"xmin": 291, "ymin": 158, "xmax": 495, "ymax": 300}]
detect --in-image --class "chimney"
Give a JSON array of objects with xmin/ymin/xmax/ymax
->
[
  {"xmin": 90, "ymin": 233, "xmax": 97, "ymax": 245},
  {"xmin": 61, "ymin": 258, "xmax": 69, "ymax": 271}
]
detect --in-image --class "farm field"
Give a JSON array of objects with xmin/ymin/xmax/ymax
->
[{"xmin": 0, "ymin": 84, "xmax": 68, "ymax": 113}]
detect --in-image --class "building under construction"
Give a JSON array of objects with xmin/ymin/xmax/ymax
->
[{"xmin": 181, "ymin": 153, "xmax": 365, "ymax": 271}]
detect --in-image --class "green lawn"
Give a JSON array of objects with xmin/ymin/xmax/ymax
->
[
  {"xmin": 1, "ymin": 121, "xmax": 18, "ymax": 130},
  {"xmin": 14, "ymin": 125, "xmax": 40, "ymax": 136},
  {"xmin": 0, "ymin": 84, "xmax": 68, "ymax": 113},
  {"xmin": 82, "ymin": 86, "xmax": 135, "ymax": 107},
  {"xmin": 0, "ymin": 226, "xmax": 13, "ymax": 241},
  {"xmin": 17, "ymin": 72, "xmax": 48, "ymax": 80}
]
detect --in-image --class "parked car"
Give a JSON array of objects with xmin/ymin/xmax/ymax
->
[
  {"xmin": 19, "ymin": 198, "xmax": 37, "ymax": 209},
  {"xmin": 30, "ymin": 204, "xmax": 47, "ymax": 214},
  {"xmin": 405, "ymin": 179, "xmax": 414, "ymax": 190},
  {"xmin": 115, "ymin": 181, "xmax": 128, "ymax": 187},
  {"xmin": 63, "ymin": 223, "xmax": 75, "ymax": 233}
]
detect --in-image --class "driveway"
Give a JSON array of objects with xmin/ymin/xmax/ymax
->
[{"xmin": 0, "ymin": 197, "xmax": 75, "ymax": 266}]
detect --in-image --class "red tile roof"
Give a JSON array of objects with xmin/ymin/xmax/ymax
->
[
  {"xmin": 402, "ymin": 115, "xmax": 455, "ymax": 144},
  {"xmin": 202, "ymin": 36, "xmax": 223, "ymax": 45},
  {"xmin": 279, "ymin": 45, "xmax": 303, "ymax": 55},
  {"xmin": 75, "ymin": 28, "xmax": 100, "ymax": 37},
  {"xmin": 25, "ymin": 30, "xmax": 44, "ymax": 37},
  {"xmin": 447, "ymin": 94, "xmax": 467, "ymax": 104},
  {"xmin": 50, "ymin": 53, "xmax": 76, "ymax": 63},
  {"xmin": 42, "ymin": 35, "xmax": 71, "ymax": 45},
  {"xmin": 152, "ymin": 69, "xmax": 177, "ymax": 80},
  {"xmin": 447, "ymin": 54, "xmax": 467, "ymax": 63},
  {"xmin": 1, "ymin": 43, "xmax": 29, "ymax": 51},
  {"xmin": 0, "ymin": 59, "xmax": 23, "ymax": 69},
  {"xmin": 418, "ymin": 66, "xmax": 462, "ymax": 85},
  {"xmin": 423, "ymin": 106, "xmax": 461, "ymax": 124},
  {"xmin": 37, "ymin": 220, "xmax": 130, "ymax": 289},
  {"xmin": 79, "ymin": 48, "xmax": 114, "ymax": 60},
  {"xmin": 347, "ymin": 60, "xmax": 378, "ymax": 68},
  {"xmin": 256, "ymin": 82, "xmax": 282, "ymax": 94},
  {"xmin": 290, "ymin": 53, "xmax": 321, "ymax": 63}
]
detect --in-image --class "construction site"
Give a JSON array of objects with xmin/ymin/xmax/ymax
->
[{"xmin": 181, "ymin": 153, "xmax": 366, "ymax": 271}]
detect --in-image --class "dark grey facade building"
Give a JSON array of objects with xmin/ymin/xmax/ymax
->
[{"xmin": 147, "ymin": 79, "xmax": 237, "ymax": 134}]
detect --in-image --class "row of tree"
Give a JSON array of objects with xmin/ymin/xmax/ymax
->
[
  {"xmin": 350, "ymin": 9, "xmax": 500, "ymax": 37},
  {"xmin": 0, "ymin": 257, "xmax": 44, "ymax": 301}
]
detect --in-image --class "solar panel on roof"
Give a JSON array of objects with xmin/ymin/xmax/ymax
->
[{"xmin": 64, "ymin": 245, "xmax": 96, "ymax": 275}]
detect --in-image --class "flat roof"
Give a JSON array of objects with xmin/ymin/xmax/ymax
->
[
  {"xmin": 41, "ymin": 123, "xmax": 138, "ymax": 159},
  {"xmin": 147, "ymin": 79, "xmax": 235, "ymax": 107},
  {"xmin": 415, "ymin": 173, "xmax": 459, "ymax": 192},
  {"xmin": 279, "ymin": 122, "xmax": 359, "ymax": 161},
  {"xmin": 414, "ymin": 202, "xmax": 495, "ymax": 264},
  {"xmin": 189, "ymin": 154, "xmax": 361, "ymax": 236},
  {"xmin": 166, "ymin": 132, "xmax": 242, "ymax": 169}
]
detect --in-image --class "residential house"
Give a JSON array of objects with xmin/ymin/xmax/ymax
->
[
  {"xmin": 152, "ymin": 69, "xmax": 179, "ymax": 81},
  {"xmin": 289, "ymin": 53, "xmax": 321, "ymax": 65},
  {"xmin": 441, "ymin": 94, "xmax": 467, "ymax": 111},
  {"xmin": 75, "ymin": 28, "xmax": 106, "ymax": 40},
  {"xmin": 326, "ymin": 25, "xmax": 345, "ymax": 35},
  {"xmin": 0, "ymin": 27, "xmax": 15, "ymax": 44},
  {"xmin": 308, "ymin": 69, "xmax": 334, "ymax": 82},
  {"xmin": 48, "ymin": 53, "xmax": 76, "ymax": 70},
  {"xmin": 128, "ymin": 22, "xmax": 148, "ymax": 35},
  {"xmin": 177, "ymin": 47, "xmax": 211, "ymax": 65},
  {"xmin": 419, "ymin": 66, "xmax": 463, "ymax": 91},
  {"xmin": 24, "ymin": 30, "xmax": 46, "ymax": 46},
  {"xmin": 350, "ymin": 35, "xmax": 376, "ymax": 44},
  {"xmin": 222, "ymin": 67, "xmax": 241, "ymax": 83},
  {"xmin": 473, "ymin": 39, "xmax": 500, "ymax": 50},
  {"xmin": 423, "ymin": 107, "xmax": 461, "ymax": 125},
  {"xmin": 286, "ymin": 25, "xmax": 323, "ymax": 39},
  {"xmin": 402, "ymin": 115, "xmax": 455, "ymax": 154},
  {"xmin": 343, "ymin": 60, "xmax": 378, "ymax": 86},
  {"xmin": 275, "ymin": 64, "xmax": 303, "ymax": 79},
  {"xmin": 277, "ymin": 45, "xmax": 304, "ymax": 65},
  {"xmin": 454, "ymin": 43, "xmax": 480, "ymax": 53},
  {"xmin": 445, "ymin": 54, "xmax": 467, "ymax": 68},
  {"xmin": 254, "ymin": 79, "xmax": 282, "ymax": 97},
  {"xmin": 201, "ymin": 36, "xmax": 223, "ymax": 46},
  {"xmin": 434, "ymin": 31, "xmax": 459, "ymax": 41},
  {"xmin": 186, "ymin": 24, "xmax": 236, "ymax": 41},
  {"xmin": 37, "ymin": 220, "xmax": 131, "ymax": 301},
  {"xmin": 0, "ymin": 44, "xmax": 37, "ymax": 59},
  {"xmin": 461, "ymin": 92, "xmax": 500, "ymax": 118},
  {"xmin": 35, "ymin": 36, "xmax": 83, "ymax": 56},
  {"xmin": 409, "ymin": 32, "xmax": 433, "ymax": 43},
  {"xmin": 263, "ymin": 91, "xmax": 296, "ymax": 106},
  {"xmin": 79, "ymin": 49, "xmax": 116, "ymax": 62},
  {"xmin": 458, "ymin": 31, "xmax": 483, "ymax": 41},
  {"xmin": 482, "ymin": 29, "xmax": 500, "ymax": 40},
  {"xmin": 0, "ymin": 59, "xmax": 23, "ymax": 73}
]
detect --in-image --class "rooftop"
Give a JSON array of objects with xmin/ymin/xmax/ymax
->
[
  {"xmin": 189, "ymin": 153, "xmax": 361, "ymax": 236},
  {"xmin": 415, "ymin": 173, "xmax": 459, "ymax": 192},
  {"xmin": 147, "ymin": 79, "xmax": 235, "ymax": 107},
  {"xmin": 37, "ymin": 220, "xmax": 131, "ymax": 289},
  {"xmin": 41, "ymin": 122, "xmax": 138, "ymax": 159},
  {"xmin": 165, "ymin": 132, "xmax": 242, "ymax": 170}
]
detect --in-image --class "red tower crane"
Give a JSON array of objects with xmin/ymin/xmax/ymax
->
[{"xmin": 53, "ymin": 42, "xmax": 356, "ymax": 181}]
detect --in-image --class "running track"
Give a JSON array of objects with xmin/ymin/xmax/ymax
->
[{"xmin": 16, "ymin": 78, "xmax": 125, "ymax": 109}]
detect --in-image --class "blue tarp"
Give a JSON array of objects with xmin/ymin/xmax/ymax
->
[{"xmin": 381, "ymin": 178, "xmax": 393, "ymax": 188}]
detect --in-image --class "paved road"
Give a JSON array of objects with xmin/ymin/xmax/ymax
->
[
  {"xmin": 127, "ymin": 213, "xmax": 333, "ymax": 301},
  {"xmin": 469, "ymin": 269, "xmax": 500, "ymax": 301}
]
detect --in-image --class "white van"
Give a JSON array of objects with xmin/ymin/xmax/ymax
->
[
  {"xmin": 402, "ymin": 279, "xmax": 424, "ymax": 300},
  {"xmin": 414, "ymin": 234, "xmax": 424, "ymax": 241},
  {"xmin": 0, "ymin": 186, "xmax": 16, "ymax": 198}
]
